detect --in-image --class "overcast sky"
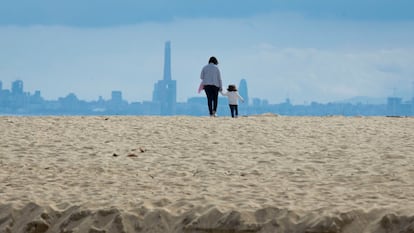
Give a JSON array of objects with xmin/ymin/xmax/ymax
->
[{"xmin": 1, "ymin": 0, "xmax": 413, "ymax": 104}]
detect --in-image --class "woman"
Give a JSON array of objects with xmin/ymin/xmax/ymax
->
[{"xmin": 200, "ymin": 56, "xmax": 223, "ymax": 117}]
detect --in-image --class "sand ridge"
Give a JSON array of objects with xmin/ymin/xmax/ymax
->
[{"xmin": 1, "ymin": 115, "xmax": 414, "ymax": 232}]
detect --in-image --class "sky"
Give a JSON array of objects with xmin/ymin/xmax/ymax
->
[{"xmin": 1, "ymin": 0, "xmax": 414, "ymax": 104}]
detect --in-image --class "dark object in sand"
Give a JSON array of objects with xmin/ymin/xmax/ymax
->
[{"xmin": 132, "ymin": 147, "xmax": 146, "ymax": 153}]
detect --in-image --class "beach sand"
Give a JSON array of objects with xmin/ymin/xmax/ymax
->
[{"xmin": 0, "ymin": 115, "xmax": 413, "ymax": 233}]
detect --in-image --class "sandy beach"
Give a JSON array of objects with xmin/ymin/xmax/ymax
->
[{"xmin": 1, "ymin": 115, "xmax": 413, "ymax": 233}]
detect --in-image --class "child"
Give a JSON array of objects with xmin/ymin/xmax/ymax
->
[{"xmin": 221, "ymin": 84, "xmax": 244, "ymax": 118}]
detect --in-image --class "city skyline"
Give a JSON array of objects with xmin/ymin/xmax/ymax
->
[
  {"xmin": 1, "ymin": 77, "xmax": 413, "ymax": 106},
  {"xmin": 1, "ymin": 78, "xmax": 413, "ymax": 117},
  {"xmin": 1, "ymin": 1, "xmax": 414, "ymax": 104},
  {"xmin": 1, "ymin": 77, "xmax": 413, "ymax": 105}
]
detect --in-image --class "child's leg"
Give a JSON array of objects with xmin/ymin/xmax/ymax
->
[
  {"xmin": 229, "ymin": 105, "xmax": 236, "ymax": 118},
  {"xmin": 229, "ymin": 105, "xmax": 234, "ymax": 117},
  {"xmin": 235, "ymin": 105, "xmax": 239, "ymax": 117}
]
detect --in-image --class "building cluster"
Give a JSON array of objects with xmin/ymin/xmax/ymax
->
[
  {"xmin": 1, "ymin": 78, "xmax": 413, "ymax": 116},
  {"xmin": 1, "ymin": 41, "xmax": 413, "ymax": 116}
]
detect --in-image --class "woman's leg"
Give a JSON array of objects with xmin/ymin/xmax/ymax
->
[
  {"xmin": 204, "ymin": 85, "xmax": 214, "ymax": 115},
  {"xmin": 212, "ymin": 86, "xmax": 219, "ymax": 114}
]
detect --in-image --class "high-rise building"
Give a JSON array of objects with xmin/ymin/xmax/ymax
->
[
  {"xmin": 239, "ymin": 79, "xmax": 249, "ymax": 105},
  {"xmin": 163, "ymin": 41, "xmax": 172, "ymax": 81},
  {"xmin": 111, "ymin": 91, "xmax": 123, "ymax": 103},
  {"xmin": 387, "ymin": 97, "xmax": 402, "ymax": 116},
  {"xmin": 111, "ymin": 91, "xmax": 122, "ymax": 102},
  {"xmin": 12, "ymin": 80, "xmax": 23, "ymax": 95},
  {"xmin": 152, "ymin": 41, "xmax": 177, "ymax": 115}
]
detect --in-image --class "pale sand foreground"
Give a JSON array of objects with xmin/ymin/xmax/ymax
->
[{"xmin": 0, "ymin": 115, "xmax": 413, "ymax": 233}]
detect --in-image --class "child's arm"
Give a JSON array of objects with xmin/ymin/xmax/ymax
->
[{"xmin": 237, "ymin": 93, "xmax": 244, "ymax": 103}]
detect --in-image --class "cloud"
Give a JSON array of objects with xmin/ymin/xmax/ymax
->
[
  {"xmin": 244, "ymin": 47, "xmax": 414, "ymax": 103},
  {"xmin": 0, "ymin": 12, "xmax": 413, "ymax": 104},
  {"xmin": 1, "ymin": 0, "xmax": 414, "ymax": 27}
]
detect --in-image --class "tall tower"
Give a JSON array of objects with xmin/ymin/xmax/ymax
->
[
  {"xmin": 163, "ymin": 41, "xmax": 172, "ymax": 81},
  {"xmin": 239, "ymin": 79, "xmax": 249, "ymax": 105},
  {"xmin": 152, "ymin": 41, "xmax": 177, "ymax": 115}
]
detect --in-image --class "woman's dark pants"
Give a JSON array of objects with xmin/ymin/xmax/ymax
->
[{"xmin": 204, "ymin": 85, "xmax": 219, "ymax": 116}]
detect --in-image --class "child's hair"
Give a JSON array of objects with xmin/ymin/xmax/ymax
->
[{"xmin": 227, "ymin": 84, "xmax": 237, "ymax": 92}]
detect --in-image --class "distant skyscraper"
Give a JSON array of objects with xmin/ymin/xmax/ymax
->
[
  {"xmin": 152, "ymin": 41, "xmax": 177, "ymax": 115},
  {"xmin": 239, "ymin": 79, "xmax": 249, "ymax": 105},
  {"xmin": 12, "ymin": 80, "xmax": 23, "ymax": 95},
  {"xmin": 111, "ymin": 91, "xmax": 123, "ymax": 102},
  {"xmin": 163, "ymin": 41, "xmax": 171, "ymax": 81}
]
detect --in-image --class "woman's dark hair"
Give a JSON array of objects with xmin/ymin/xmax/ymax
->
[{"xmin": 208, "ymin": 56, "xmax": 218, "ymax": 65}]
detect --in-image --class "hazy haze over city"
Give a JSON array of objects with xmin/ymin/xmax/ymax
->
[{"xmin": 1, "ymin": 0, "xmax": 413, "ymax": 104}]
